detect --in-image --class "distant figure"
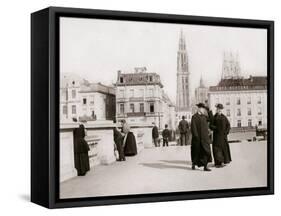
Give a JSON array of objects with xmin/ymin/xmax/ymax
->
[
  {"xmin": 152, "ymin": 122, "xmax": 159, "ymax": 147},
  {"xmin": 113, "ymin": 127, "xmax": 126, "ymax": 161},
  {"xmin": 72, "ymin": 118, "xmax": 90, "ymax": 176},
  {"xmin": 162, "ymin": 124, "xmax": 170, "ymax": 147},
  {"xmin": 121, "ymin": 120, "xmax": 137, "ymax": 156},
  {"xmin": 178, "ymin": 116, "xmax": 189, "ymax": 146},
  {"xmin": 191, "ymin": 103, "xmax": 212, "ymax": 171},
  {"xmin": 210, "ymin": 103, "xmax": 232, "ymax": 168}
]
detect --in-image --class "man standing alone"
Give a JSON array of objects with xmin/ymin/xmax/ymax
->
[
  {"xmin": 190, "ymin": 103, "xmax": 212, "ymax": 171},
  {"xmin": 178, "ymin": 116, "xmax": 189, "ymax": 146},
  {"xmin": 152, "ymin": 122, "xmax": 159, "ymax": 147}
]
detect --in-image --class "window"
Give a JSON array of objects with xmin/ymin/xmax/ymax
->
[
  {"xmin": 226, "ymin": 109, "xmax": 230, "ymax": 117},
  {"xmin": 236, "ymin": 97, "xmax": 241, "ymax": 105},
  {"xmin": 149, "ymin": 89, "xmax": 154, "ymax": 97},
  {"xmin": 130, "ymin": 104, "xmax": 135, "ymax": 113},
  {"xmin": 248, "ymin": 119, "xmax": 252, "ymax": 127},
  {"xmin": 258, "ymin": 107, "xmax": 262, "ymax": 115},
  {"xmin": 247, "ymin": 96, "xmax": 251, "ymax": 104},
  {"xmin": 237, "ymin": 108, "xmax": 241, "ymax": 116},
  {"xmin": 215, "ymin": 98, "xmax": 219, "ymax": 104},
  {"xmin": 139, "ymin": 89, "xmax": 144, "ymax": 97},
  {"xmin": 258, "ymin": 120, "xmax": 262, "ymax": 126},
  {"xmin": 129, "ymin": 89, "xmax": 134, "ymax": 98},
  {"xmin": 72, "ymin": 105, "xmax": 76, "ymax": 114},
  {"xmin": 83, "ymin": 98, "xmax": 87, "ymax": 105},
  {"xmin": 120, "ymin": 103, "xmax": 124, "ymax": 114},
  {"xmin": 62, "ymin": 105, "xmax": 67, "ymax": 115},
  {"xmin": 257, "ymin": 96, "xmax": 261, "ymax": 104},
  {"xmin": 149, "ymin": 76, "xmax": 153, "ymax": 82},
  {"xmin": 140, "ymin": 103, "xmax": 144, "ymax": 112},
  {"xmin": 226, "ymin": 97, "xmax": 230, "ymax": 106},
  {"xmin": 120, "ymin": 77, "xmax": 123, "ymax": 83},
  {"xmin": 247, "ymin": 108, "xmax": 251, "ymax": 116},
  {"xmin": 237, "ymin": 120, "xmax": 241, "ymax": 128},
  {"xmin": 90, "ymin": 96, "xmax": 95, "ymax": 105},
  {"xmin": 149, "ymin": 103, "xmax": 154, "ymax": 113},
  {"xmin": 72, "ymin": 89, "xmax": 76, "ymax": 99},
  {"xmin": 119, "ymin": 89, "xmax": 125, "ymax": 98}
]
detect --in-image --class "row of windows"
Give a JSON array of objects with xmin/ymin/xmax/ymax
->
[
  {"xmin": 216, "ymin": 96, "xmax": 262, "ymax": 106},
  {"xmin": 119, "ymin": 88, "xmax": 155, "ymax": 98},
  {"xmin": 119, "ymin": 103, "xmax": 155, "ymax": 114},
  {"xmin": 119, "ymin": 75, "xmax": 154, "ymax": 83},
  {"xmin": 62, "ymin": 105, "xmax": 76, "ymax": 115},
  {"xmin": 236, "ymin": 119, "xmax": 262, "ymax": 128},
  {"xmin": 225, "ymin": 107, "xmax": 262, "ymax": 117}
]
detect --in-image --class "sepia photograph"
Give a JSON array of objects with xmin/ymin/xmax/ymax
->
[{"xmin": 59, "ymin": 16, "xmax": 268, "ymax": 199}]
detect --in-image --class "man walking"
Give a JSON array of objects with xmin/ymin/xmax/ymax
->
[
  {"xmin": 152, "ymin": 122, "xmax": 159, "ymax": 147},
  {"xmin": 162, "ymin": 124, "xmax": 170, "ymax": 147},
  {"xmin": 190, "ymin": 103, "xmax": 212, "ymax": 171},
  {"xmin": 178, "ymin": 116, "xmax": 189, "ymax": 146},
  {"xmin": 211, "ymin": 103, "xmax": 232, "ymax": 167}
]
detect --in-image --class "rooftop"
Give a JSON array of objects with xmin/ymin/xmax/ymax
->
[
  {"xmin": 80, "ymin": 82, "xmax": 115, "ymax": 95},
  {"xmin": 209, "ymin": 76, "xmax": 267, "ymax": 92}
]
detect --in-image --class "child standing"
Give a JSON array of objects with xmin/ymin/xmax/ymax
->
[{"xmin": 162, "ymin": 124, "xmax": 170, "ymax": 147}]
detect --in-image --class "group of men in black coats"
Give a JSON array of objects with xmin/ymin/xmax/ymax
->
[{"xmin": 190, "ymin": 102, "xmax": 232, "ymax": 171}]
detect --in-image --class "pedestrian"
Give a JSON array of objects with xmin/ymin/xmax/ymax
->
[
  {"xmin": 190, "ymin": 103, "xmax": 212, "ymax": 171},
  {"xmin": 152, "ymin": 122, "xmax": 159, "ymax": 147},
  {"xmin": 121, "ymin": 120, "xmax": 137, "ymax": 156},
  {"xmin": 178, "ymin": 116, "xmax": 189, "ymax": 146},
  {"xmin": 162, "ymin": 124, "xmax": 170, "ymax": 147},
  {"xmin": 210, "ymin": 103, "xmax": 232, "ymax": 168},
  {"xmin": 72, "ymin": 118, "xmax": 90, "ymax": 176},
  {"xmin": 113, "ymin": 127, "xmax": 126, "ymax": 161}
]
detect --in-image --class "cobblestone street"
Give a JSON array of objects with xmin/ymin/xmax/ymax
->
[{"xmin": 60, "ymin": 141, "xmax": 267, "ymax": 199}]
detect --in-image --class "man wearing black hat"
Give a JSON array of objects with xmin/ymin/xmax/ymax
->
[
  {"xmin": 178, "ymin": 116, "xmax": 189, "ymax": 146},
  {"xmin": 211, "ymin": 103, "xmax": 232, "ymax": 167},
  {"xmin": 190, "ymin": 103, "xmax": 212, "ymax": 171}
]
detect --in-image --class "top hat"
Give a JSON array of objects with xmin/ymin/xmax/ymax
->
[
  {"xmin": 196, "ymin": 103, "xmax": 206, "ymax": 109},
  {"xmin": 216, "ymin": 103, "xmax": 224, "ymax": 109}
]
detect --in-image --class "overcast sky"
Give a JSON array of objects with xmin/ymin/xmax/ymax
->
[{"xmin": 60, "ymin": 17, "xmax": 267, "ymax": 103}]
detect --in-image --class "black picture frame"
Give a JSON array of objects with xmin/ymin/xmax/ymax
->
[{"xmin": 31, "ymin": 6, "xmax": 274, "ymax": 209}]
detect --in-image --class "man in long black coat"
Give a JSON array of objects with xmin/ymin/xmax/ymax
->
[
  {"xmin": 73, "ymin": 118, "xmax": 90, "ymax": 176},
  {"xmin": 113, "ymin": 127, "xmax": 125, "ymax": 161},
  {"xmin": 191, "ymin": 103, "xmax": 212, "ymax": 171},
  {"xmin": 152, "ymin": 122, "xmax": 159, "ymax": 147},
  {"xmin": 179, "ymin": 116, "xmax": 189, "ymax": 146},
  {"xmin": 211, "ymin": 103, "xmax": 232, "ymax": 167}
]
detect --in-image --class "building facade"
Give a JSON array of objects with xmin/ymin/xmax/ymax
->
[
  {"xmin": 115, "ymin": 67, "xmax": 176, "ymax": 130},
  {"xmin": 176, "ymin": 30, "xmax": 191, "ymax": 122},
  {"xmin": 208, "ymin": 76, "xmax": 267, "ymax": 128},
  {"xmin": 60, "ymin": 74, "xmax": 116, "ymax": 123}
]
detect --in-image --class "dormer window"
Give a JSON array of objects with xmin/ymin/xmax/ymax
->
[{"xmin": 149, "ymin": 76, "xmax": 153, "ymax": 82}]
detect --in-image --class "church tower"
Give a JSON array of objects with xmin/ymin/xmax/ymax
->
[{"xmin": 176, "ymin": 30, "xmax": 190, "ymax": 113}]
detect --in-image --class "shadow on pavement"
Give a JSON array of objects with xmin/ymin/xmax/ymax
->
[
  {"xmin": 160, "ymin": 160, "xmax": 192, "ymax": 166},
  {"xmin": 140, "ymin": 162, "xmax": 193, "ymax": 170}
]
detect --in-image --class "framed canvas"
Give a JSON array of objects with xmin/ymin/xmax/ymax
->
[{"xmin": 31, "ymin": 6, "xmax": 274, "ymax": 208}]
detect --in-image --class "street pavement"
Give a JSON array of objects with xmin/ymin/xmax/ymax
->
[{"xmin": 60, "ymin": 141, "xmax": 267, "ymax": 199}]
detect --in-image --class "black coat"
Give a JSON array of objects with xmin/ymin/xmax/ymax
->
[
  {"xmin": 191, "ymin": 113, "xmax": 212, "ymax": 167},
  {"xmin": 152, "ymin": 126, "xmax": 159, "ymax": 139},
  {"xmin": 73, "ymin": 124, "xmax": 90, "ymax": 175},
  {"xmin": 162, "ymin": 129, "xmax": 170, "ymax": 139},
  {"xmin": 211, "ymin": 113, "xmax": 232, "ymax": 164},
  {"xmin": 124, "ymin": 132, "xmax": 137, "ymax": 156},
  {"xmin": 179, "ymin": 119, "xmax": 189, "ymax": 134}
]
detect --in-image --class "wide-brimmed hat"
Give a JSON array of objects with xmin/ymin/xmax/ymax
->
[
  {"xmin": 196, "ymin": 103, "xmax": 206, "ymax": 109},
  {"xmin": 216, "ymin": 103, "xmax": 224, "ymax": 109}
]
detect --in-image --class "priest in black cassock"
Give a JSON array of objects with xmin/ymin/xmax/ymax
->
[
  {"xmin": 190, "ymin": 103, "xmax": 212, "ymax": 171},
  {"xmin": 211, "ymin": 103, "xmax": 232, "ymax": 168},
  {"xmin": 73, "ymin": 118, "xmax": 90, "ymax": 176}
]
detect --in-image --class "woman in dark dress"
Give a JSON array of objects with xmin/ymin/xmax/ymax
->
[
  {"xmin": 73, "ymin": 118, "xmax": 90, "ymax": 176},
  {"xmin": 113, "ymin": 127, "xmax": 126, "ymax": 161},
  {"xmin": 121, "ymin": 120, "xmax": 137, "ymax": 156},
  {"xmin": 210, "ymin": 104, "xmax": 232, "ymax": 167}
]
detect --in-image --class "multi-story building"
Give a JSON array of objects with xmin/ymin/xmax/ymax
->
[
  {"xmin": 208, "ymin": 76, "xmax": 267, "ymax": 128},
  {"xmin": 176, "ymin": 30, "xmax": 191, "ymax": 122},
  {"xmin": 60, "ymin": 74, "xmax": 116, "ymax": 123},
  {"xmin": 79, "ymin": 83, "xmax": 116, "ymax": 121},
  {"xmin": 195, "ymin": 76, "xmax": 208, "ymax": 104},
  {"xmin": 115, "ymin": 67, "xmax": 175, "ymax": 130}
]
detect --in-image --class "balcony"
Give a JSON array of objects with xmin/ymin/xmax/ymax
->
[{"xmin": 127, "ymin": 112, "xmax": 146, "ymax": 117}]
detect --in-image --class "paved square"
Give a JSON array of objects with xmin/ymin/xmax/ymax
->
[{"xmin": 60, "ymin": 141, "xmax": 267, "ymax": 198}]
